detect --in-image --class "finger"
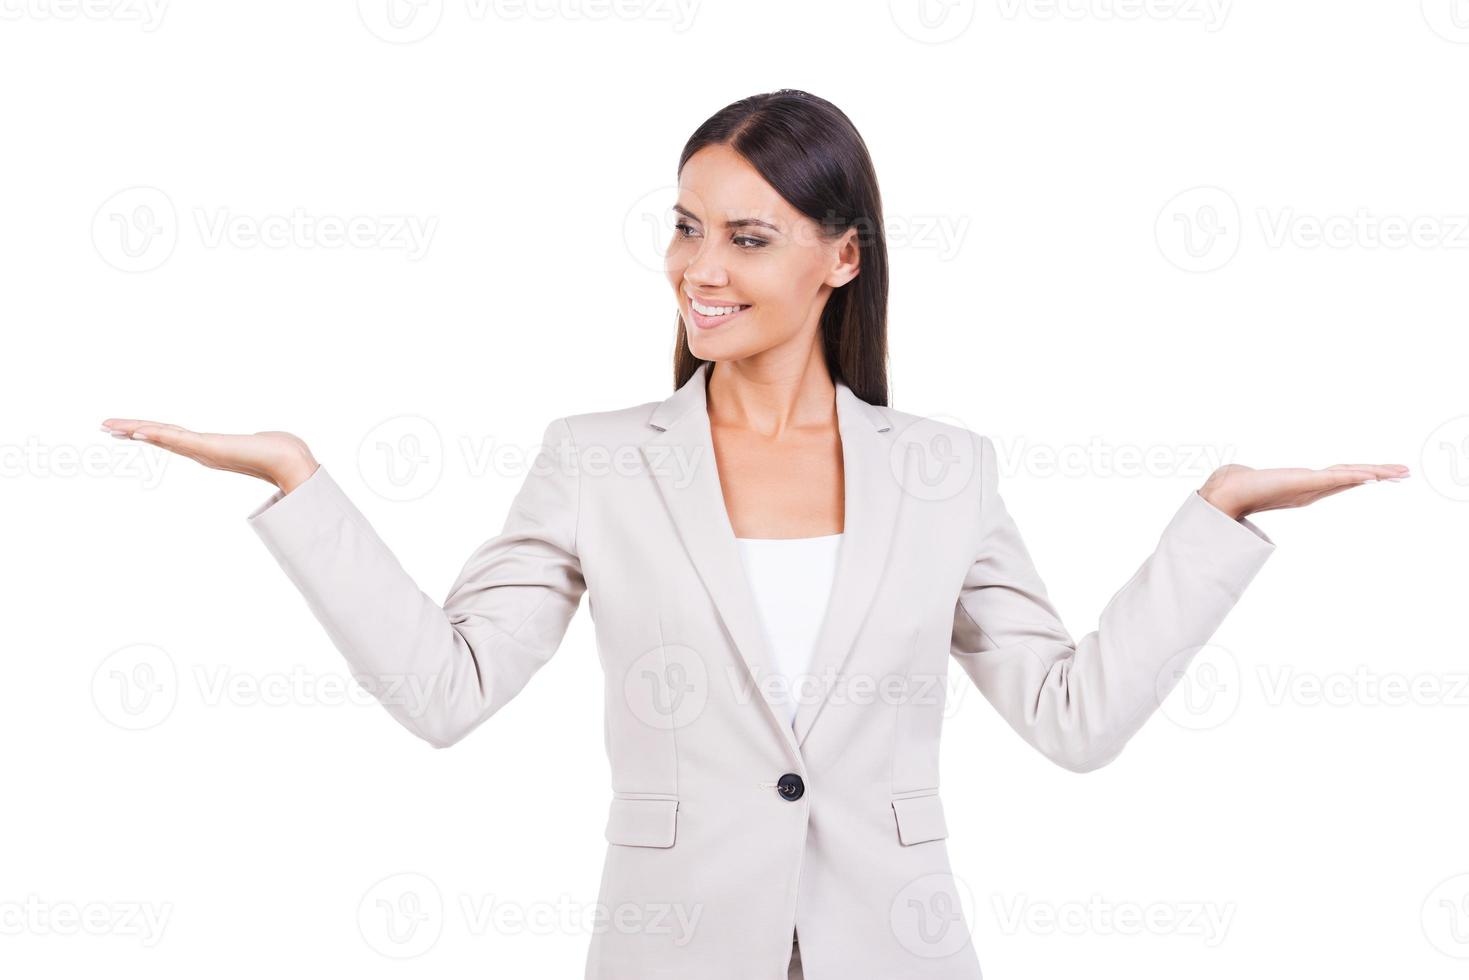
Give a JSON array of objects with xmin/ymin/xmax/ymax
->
[
  {"xmin": 101, "ymin": 419, "xmax": 185, "ymax": 440},
  {"xmin": 102, "ymin": 418, "xmax": 185, "ymax": 430},
  {"xmin": 121, "ymin": 423, "xmax": 258, "ymax": 469},
  {"xmin": 120, "ymin": 422, "xmax": 230, "ymax": 453},
  {"xmin": 129, "ymin": 425, "xmax": 215, "ymax": 456},
  {"xmin": 1311, "ymin": 467, "xmax": 1381, "ymax": 488},
  {"xmin": 1326, "ymin": 463, "xmax": 1411, "ymax": 478},
  {"xmin": 1306, "ymin": 469, "xmax": 1404, "ymax": 502}
]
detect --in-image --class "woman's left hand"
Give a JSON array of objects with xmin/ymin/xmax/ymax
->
[{"xmin": 1199, "ymin": 462, "xmax": 1409, "ymax": 520}]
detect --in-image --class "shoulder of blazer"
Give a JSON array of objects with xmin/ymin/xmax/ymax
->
[
  {"xmin": 870, "ymin": 402, "xmax": 983, "ymax": 450},
  {"xmin": 557, "ymin": 401, "xmax": 662, "ymax": 444}
]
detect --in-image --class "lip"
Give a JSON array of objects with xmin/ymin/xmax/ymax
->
[
  {"xmin": 686, "ymin": 289, "xmax": 747, "ymax": 307},
  {"xmin": 685, "ymin": 292, "xmax": 752, "ymax": 330}
]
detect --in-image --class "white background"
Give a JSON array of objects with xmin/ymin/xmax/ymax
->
[{"xmin": 4, "ymin": 1, "xmax": 1467, "ymax": 977}]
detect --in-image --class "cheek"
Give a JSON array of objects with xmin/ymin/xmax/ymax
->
[
  {"xmin": 749, "ymin": 282, "xmax": 805, "ymax": 323},
  {"xmin": 754, "ymin": 250, "xmax": 823, "ymax": 301},
  {"xmin": 663, "ymin": 249, "xmax": 684, "ymax": 283},
  {"xmin": 664, "ymin": 236, "xmax": 694, "ymax": 276},
  {"xmin": 738, "ymin": 262, "xmax": 784, "ymax": 305}
]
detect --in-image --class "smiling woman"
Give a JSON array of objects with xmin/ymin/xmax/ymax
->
[
  {"xmin": 664, "ymin": 92, "xmax": 890, "ymax": 405},
  {"xmin": 101, "ymin": 88, "xmax": 1406, "ymax": 980}
]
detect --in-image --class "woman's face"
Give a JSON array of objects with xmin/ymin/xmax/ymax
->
[{"xmin": 666, "ymin": 143, "xmax": 858, "ymax": 364}]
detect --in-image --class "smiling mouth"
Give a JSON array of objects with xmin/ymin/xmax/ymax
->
[
  {"xmin": 690, "ymin": 298, "xmax": 751, "ymax": 316},
  {"xmin": 687, "ymin": 298, "xmax": 752, "ymax": 329}
]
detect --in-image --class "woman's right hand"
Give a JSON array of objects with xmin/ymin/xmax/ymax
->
[{"xmin": 99, "ymin": 419, "xmax": 320, "ymax": 493}]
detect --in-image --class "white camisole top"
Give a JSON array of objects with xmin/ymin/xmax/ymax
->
[{"xmin": 733, "ymin": 532, "xmax": 844, "ymax": 729}]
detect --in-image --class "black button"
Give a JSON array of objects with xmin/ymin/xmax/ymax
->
[{"xmin": 777, "ymin": 773, "xmax": 804, "ymax": 801}]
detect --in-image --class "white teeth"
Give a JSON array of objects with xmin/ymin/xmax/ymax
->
[{"xmin": 691, "ymin": 299, "xmax": 748, "ymax": 316}]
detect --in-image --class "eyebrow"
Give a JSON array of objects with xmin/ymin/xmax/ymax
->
[{"xmin": 672, "ymin": 204, "xmax": 782, "ymax": 234}]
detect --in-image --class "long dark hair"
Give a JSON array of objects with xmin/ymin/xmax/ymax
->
[{"xmin": 671, "ymin": 89, "xmax": 891, "ymax": 408}]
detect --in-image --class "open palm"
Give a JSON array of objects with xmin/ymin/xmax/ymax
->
[
  {"xmin": 1200, "ymin": 462, "xmax": 1409, "ymax": 519},
  {"xmin": 100, "ymin": 418, "xmax": 319, "ymax": 492}
]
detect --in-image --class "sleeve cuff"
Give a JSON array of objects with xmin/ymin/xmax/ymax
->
[
  {"xmin": 245, "ymin": 464, "xmax": 349, "ymax": 555},
  {"xmin": 1187, "ymin": 488, "xmax": 1275, "ymax": 548}
]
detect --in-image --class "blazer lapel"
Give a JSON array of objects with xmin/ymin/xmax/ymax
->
[
  {"xmin": 639, "ymin": 363, "xmax": 903, "ymax": 759},
  {"xmin": 790, "ymin": 378, "xmax": 903, "ymax": 749}
]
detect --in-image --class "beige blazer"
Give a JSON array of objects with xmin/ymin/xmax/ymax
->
[{"xmin": 247, "ymin": 361, "xmax": 1275, "ymax": 979}]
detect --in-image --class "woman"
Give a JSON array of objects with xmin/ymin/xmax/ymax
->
[{"xmin": 102, "ymin": 90, "xmax": 1405, "ymax": 979}]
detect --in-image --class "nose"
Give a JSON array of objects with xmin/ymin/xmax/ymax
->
[
  {"xmin": 682, "ymin": 266, "xmax": 730, "ymax": 296},
  {"xmin": 677, "ymin": 239, "xmax": 729, "ymax": 291}
]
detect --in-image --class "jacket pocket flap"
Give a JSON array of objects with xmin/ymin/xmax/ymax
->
[
  {"xmin": 605, "ymin": 798, "xmax": 678, "ymax": 847},
  {"xmin": 891, "ymin": 793, "xmax": 948, "ymax": 845}
]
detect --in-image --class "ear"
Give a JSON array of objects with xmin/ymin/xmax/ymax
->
[{"xmin": 825, "ymin": 227, "xmax": 861, "ymax": 288}]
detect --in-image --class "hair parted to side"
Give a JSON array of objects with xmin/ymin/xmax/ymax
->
[{"xmin": 672, "ymin": 89, "xmax": 891, "ymax": 408}]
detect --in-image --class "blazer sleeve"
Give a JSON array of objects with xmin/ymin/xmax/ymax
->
[
  {"xmin": 949, "ymin": 433, "xmax": 1275, "ymax": 772},
  {"xmin": 245, "ymin": 416, "xmax": 587, "ymax": 749}
]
